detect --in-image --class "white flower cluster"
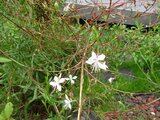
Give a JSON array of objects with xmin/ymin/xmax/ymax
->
[
  {"xmin": 49, "ymin": 74, "xmax": 77, "ymax": 110},
  {"xmin": 49, "ymin": 51, "xmax": 112, "ymax": 110}
]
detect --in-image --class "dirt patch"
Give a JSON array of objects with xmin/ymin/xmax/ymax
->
[
  {"xmin": 119, "ymin": 68, "xmax": 134, "ymax": 80},
  {"xmin": 103, "ymin": 68, "xmax": 134, "ymax": 82},
  {"xmin": 71, "ymin": 110, "xmax": 100, "ymax": 120},
  {"xmin": 105, "ymin": 93, "xmax": 160, "ymax": 120}
]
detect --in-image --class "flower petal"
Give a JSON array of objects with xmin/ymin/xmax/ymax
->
[
  {"xmin": 97, "ymin": 62, "xmax": 108, "ymax": 70},
  {"xmin": 49, "ymin": 82, "xmax": 57, "ymax": 87},
  {"xmin": 65, "ymin": 78, "xmax": 70, "ymax": 81},
  {"xmin": 63, "ymin": 3, "xmax": 71, "ymax": 12},
  {"xmin": 72, "ymin": 76, "xmax": 77, "ymax": 79},
  {"xmin": 59, "ymin": 78, "xmax": 66, "ymax": 83},
  {"xmin": 97, "ymin": 54, "xmax": 105, "ymax": 61},
  {"xmin": 86, "ymin": 58, "xmax": 95, "ymax": 65},
  {"xmin": 65, "ymin": 94, "xmax": 70, "ymax": 101},
  {"xmin": 54, "ymin": 76, "xmax": 59, "ymax": 82},
  {"xmin": 91, "ymin": 51, "xmax": 97, "ymax": 59},
  {"xmin": 57, "ymin": 84, "xmax": 62, "ymax": 91},
  {"xmin": 68, "ymin": 103, "xmax": 72, "ymax": 109},
  {"xmin": 108, "ymin": 77, "xmax": 115, "ymax": 83},
  {"xmin": 58, "ymin": 73, "xmax": 62, "ymax": 79},
  {"xmin": 86, "ymin": 52, "xmax": 97, "ymax": 65},
  {"xmin": 64, "ymin": 102, "xmax": 71, "ymax": 109},
  {"xmin": 69, "ymin": 75, "xmax": 72, "ymax": 79},
  {"xmin": 71, "ymin": 80, "xmax": 75, "ymax": 84},
  {"xmin": 92, "ymin": 62, "xmax": 99, "ymax": 72}
]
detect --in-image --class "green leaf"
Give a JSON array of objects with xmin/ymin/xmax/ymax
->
[
  {"xmin": 0, "ymin": 57, "xmax": 12, "ymax": 63},
  {"xmin": 29, "ymin": 88, "xmax": 38, "ymax": 103},
  {"xmin": 10, "ymin": 118, "xmax": 15, "ymax": 120},
  {"xmin": 0, "ymin": 72, "xmax": 2, "ymax": 76},
  {"xmin": 19, "ymin": 0, "xmax": 25, "ymax": 4},
  {"xmin": 0, "ymin": 113, "xmax": 6, "ymax": 120},
  {"xmin": 54, "ymin": 2, "xmax": 59, "ymax": 11},
  {"xmin": 4, "ymin": 102, "xmax": 13, "ymax": 118}
]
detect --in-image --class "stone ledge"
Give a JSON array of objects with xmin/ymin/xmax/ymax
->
[{"xmin": 63, "ymin": 0, "xmax": 160, "ymax": 26}]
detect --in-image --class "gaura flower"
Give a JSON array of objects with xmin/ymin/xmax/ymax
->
[
  {"xmin": 63, "ymin": 3, "xmax": 75, "ymax": 12},
  {"xmin": 108, "ymin": 77, "xmax": 115, "ymax": 83},
  {"xmin": 86, "ymin": 52, "xmax": 108, "ymax": 72},
  {"xmin": 63, "ymin": 3, "xmax": 70, "ymax": 12},
  {"xmin": 64, "ymin": 94, "xmax": 72, "ymax": 110},
  {"xmin": 150, "ymin": 111, "xmax": 156, "ymax": 116},
  {"xmin": 49, "ymin": 74, "xmax": 66, "ymax": 91},
  {"xmin": 65, "ymin": 75, "xmax": 77, "ymax": 85}
]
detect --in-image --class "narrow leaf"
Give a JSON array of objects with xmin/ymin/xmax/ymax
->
[
  {"xmin": 4, "ymin": 102, "xmax": 13, "ymax": 118},
  {"xmin": 0, "ymin": 57, "xmax": 12, "ymax": 63}
]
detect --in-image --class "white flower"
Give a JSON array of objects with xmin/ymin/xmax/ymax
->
[
  {"xmin": 65, "ymin": 75, "xmax": 77, "ymax": 85},
  {"xmin": 49, "ymin": 74, "xmax": 66, "ymax": 91},
  {"xmin": 63, "ymin": 3, "xmax": 70, "ymax": 12},
  {"xmin": 63, "ymin": 3, "xmax": 75, "ymax": 13},
  {"xmin": 86, "ymin": 51, "xmax": 108, "ymax": 72},
  {"xmin": 150, "ymin": 112, "xmax": 156, "ymax": 116},
  {"xmin": 64, "ymin": 95, "xmax": 72, "ymax": 110},
  {"xmin": 108, "ymin": 77, "xmax": 115, "ymax": 83},
  {"xmin": 63, "ymin": 3, "xmax": 73, "ymax": 12}
]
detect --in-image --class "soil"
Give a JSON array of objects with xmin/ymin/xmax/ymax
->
[
  {"xmin": 103, "ymin": 68, "xmax": 134, "ymax": 82},
  {"xmin": 105, "ymin": 93, "xmax": 160, "ymax": 120},
  {"xmin": 119, "ymin": 68, "xmax": 134, "ymax": 80},
  {"xmin": 103, "ymin": 68, "xmax": 160, "ymax": 119},
  {"xmin": 71, "ymin": 110, "xmax": 100, "ymax": 120},
  {"xmin": 71, "ymin": 93, "xmax": 160, "ymax": 120}
]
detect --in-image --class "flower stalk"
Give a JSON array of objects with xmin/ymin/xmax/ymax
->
[
  {"xmin": 77, "ymin": 50, "xmax": 86, "ymax": 120},
  {"xmin": 54, "ymin": 105, "xmax": 62, "ymax": 120}
]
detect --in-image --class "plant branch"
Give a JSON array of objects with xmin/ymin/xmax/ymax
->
[
  {"xmin": 77, "ymin": 49, "xmax": 86, "ymax": 120},
  {"xmin": 54, "ymin": 105, "xmax": 62, "ymax": 120}
]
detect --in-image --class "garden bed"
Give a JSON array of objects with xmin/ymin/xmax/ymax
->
[{"xmin": 105, "ymin": 93, "xmax": 160, "ymax": 119}]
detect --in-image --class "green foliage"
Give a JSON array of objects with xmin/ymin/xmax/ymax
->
[
  {"xmin": 0, "ymin": 102, "xmax": 14, "ymax": 120},
  {"xmin": 19, "ymin": 0, "xmax": 26, "ymax": 5},
  {"xmin": 0, "ymin": 57, "xmax": 12, "ymax": 63},
  {"xmin": 0, "ymin": 0, "xmax": 160, "ymax": 119}
]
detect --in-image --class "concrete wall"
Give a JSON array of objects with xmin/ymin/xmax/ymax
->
[{"xmin": 64, "ymin": 0, "xmax": 160, "ymax": 26}]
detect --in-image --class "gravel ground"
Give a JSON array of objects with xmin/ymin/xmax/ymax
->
[{"xmin": 105, "ymin": 93, "xmax": 160, "ymax": 120}]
